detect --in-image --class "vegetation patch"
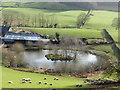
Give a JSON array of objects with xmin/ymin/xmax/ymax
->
[
  {"xmin": 86, "ymin": 38, "xmax": 108, "ymax": 45},
  {"xmin": 84, "ymin": 78, "xmax": 120, "ymax": 86},
  {"xmin": 45, "ymin": 54, "xmax": 75, "ymax": 61}
]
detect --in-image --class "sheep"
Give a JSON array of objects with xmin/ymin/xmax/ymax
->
[
  {"xmin": 24, "ymin": 79, "xmax": 30, "ymax": 81},
  {"xmin": 76, "ymin": 84, "xmax": 82, "ymax": 87},
  {"xmin": 8, "ymin": 81, "xmax": 13, "ymax": 84},
  {"xmin": 50, "ymin": 83, "xmax": 53, "ymax": 86},
  {"xmin": 56, "ymin": 78, "xmax": 59, "ymax": 80},
  {"xmin": 54, "ymin": 78, "xmax": 59, "ymax": 80},
  {"xmin": 22, "ymin": 78, "xmax": 31, "ymax": 82},
  {"xmin": 76, "ymin": 84, "xmax": 79, "ymax": 87},
  {"xmin": 29, "ymin": 81, "xmax": 32, "ymax": 83},
  {"xmin": 38, "ymin": 81, "xmax": 42, "ymax": 84},
  {"xmin": 25, "ymin": 79, "xmax": 30, "ymax": 81},
  {"xmin": 22, "ymin": 81, "xmax": 26, "ymax": 83},
  {"xmin": 44, "ymin": 82, "xmax": 48, "ymax": 84},
  {"xmin": 54, "ymin": 78, "xmax": 57, "ymax": 80},
  {"xmin": 22, "ymin": 78, "xmax": 26, "ymax": 81},
  {"xmin": 44, "ymin": 77, "xmax": 47, "ymax": 80},
  {"xmin": 27, "ymin": 78, "xmax": 31, "ymax": 81}
]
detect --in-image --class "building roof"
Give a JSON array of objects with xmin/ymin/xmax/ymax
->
[
  {"xmin": 0, "ymin": 26, "xmax": 10, "ymax": 36},
  {"xmin": 3, "ymin": 32, "xmax": 43, "ymax": 41}
]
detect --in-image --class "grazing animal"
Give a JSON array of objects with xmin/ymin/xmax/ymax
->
[
  {"xmin": 25, "ymin": 79, "xmax": 29, "ymax": 81},
  {"xmin": 54, "ymin": 78, "xmax": 59, "ymax": 80},
  {"xmin": 22, "ymin": 78, "xmax": 26, "ymax": 81},
  {"xmin": 22, "ymin": 81, "xmax": 26, "ymax": 83},
  {"xmin": 44, "ymin": 77, "xmax": 47, "ymax": 80},
  {"xmin": 76, "ymin": 84, "xmax": 82, "ymax": 87},
  {"xmin": 54, "ymin": 78, "xmax": 56, "ymax": 80},
  {"xmin": 50, "ymin": 83, "xmax": 53, "ymax": 86},
  {"xmin": 56, "ymin": 78, "xmax": 59, "ymax": 80},
  {"xmin": 38, "ymin": 81, "xmax": 42, "ymax": 84},
  {"xmin": 27, "ymin": 78, "xmax": 31, "ymax": 81},
  {"xmin": 29, "ymin": 81, "xmax": 32, "ymax": 83},
  {"xmin": 44, "ymin": 82, "xmax": 48, "ymax": 84},
  {"xmin": 8, "ymin": 81, "xmax": 13, "ymax": 84},
  {"xmin": 22, "ymin": 78, "xmax": 31, "ymax": 82}
]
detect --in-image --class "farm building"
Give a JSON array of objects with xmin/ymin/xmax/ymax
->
[
  {"xmin": 0, "ymin": 26, "xmax": 10, "ymax": 37},
  {"xmin": 3, "ymin": 32, "xmax": 50, "ymax": 46}
]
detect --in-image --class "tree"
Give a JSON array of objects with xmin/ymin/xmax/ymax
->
[
  {"xmin": 55, "ymin": 32, "xmax": 60, "ymax": 43},
  {"xmin": 77, "ymin": 10, "xmax": 92, "ymax": 28},
  {"xmin": 15, "ymin": 2, "xmax": 20, "ymax": 8},
  {"xmin": 77, "ymin": 12, "xmax": 86, "ymax": 28},
  {"xmin": 2, "ymin": 11, "xmax": 13, "ymax": 27},
  {"xmin": 111, "ymin": 18, "xmax": 119, "ymax": 30},
  {"xmin": 2, "ymin": 10, "xmax": 58, "ymax": 28},
  {"xmin": 10, "ymin": 43, "xmax": 25, "ymax": 54},
  {"xmin": 2, "ymin": 44, "xmax": 26, "ymax": 67}
]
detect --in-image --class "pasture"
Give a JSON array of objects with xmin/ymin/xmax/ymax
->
[
  {"xmin": 3, "ymin": 8, "xmax": 118, "ymax": 42},
  {"xmin": 20, "ymin": 27, "xmax": 104, "ymax": 38},
  {"xmin": 91, "ymin": 45, "xmax": 118, "ymax": 60},
  {"xmin": 1, "ymin": 67, "xmax": 93, "ymax": 88},
  {"xmin": 4, "ymin": 8, "xmax": 117, "ymax": 27}
]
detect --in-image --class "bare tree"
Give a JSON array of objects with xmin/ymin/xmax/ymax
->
[
  {"xmin": 10, "ymin": 43, "xmax": 25, "ymax": 53},
  {"xmin": 77, "ymin": 10, "xmax": 92, "ymax": 28}
]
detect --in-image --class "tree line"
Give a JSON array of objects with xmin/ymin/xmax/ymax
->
[
  {"xmin": 2, "ymin": 9, "xmax": 117, "ymax": 29},
  {"xmin": 2, "ymin": 10, "xmax": 58, "ymax": 28},
  {"xmin": 2, "ymin": 9, "xmax": 93, "ymax": 28}
]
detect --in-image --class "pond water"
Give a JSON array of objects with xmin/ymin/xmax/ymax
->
[{"xmin": 23, "ymin": 50, "xmax": 105, "ymax": 73}]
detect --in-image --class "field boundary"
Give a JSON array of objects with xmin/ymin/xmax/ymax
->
[
  {"xmin": 103, "ymin": 29, "xmax": 114, "ymax": 43},
  {"xmin": 103, "ymin": 29, "xmax": 120, "ymax": 60}
]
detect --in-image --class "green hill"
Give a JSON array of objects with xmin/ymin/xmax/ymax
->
[{"xmin": 1, "ymin": 2, "xmax": 118, "ymax": 11}]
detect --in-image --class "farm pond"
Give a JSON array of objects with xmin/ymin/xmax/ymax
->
[{"xmin": 23, "ymin": 50, "xmax": 107, "ymax": 73}]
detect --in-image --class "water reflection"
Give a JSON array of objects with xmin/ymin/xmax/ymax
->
[{"xmin": 23, "ymin": 50, "xmax": 102, "ymax": 72}]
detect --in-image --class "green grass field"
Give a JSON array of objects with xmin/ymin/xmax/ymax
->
[
  {"xmin": 20, "ymin": 27, "xmax": 104, "ymax": 38},
  {"xmin": 107, "ymin": 30, "xmax": 118, "ymax": 43},
  {"xmin": 4, "ymin": 8, "xmax": 118, "ymax": 42},
  {"xmin": 4, "ymin": 8, "xmax": 117, "ymax": 28},
  {"xmin": 1, "ymin": 67, "xmax": 94, "ymax": 88},
  {"xmin": 91, "ymin": 45, "xmax": 118, "ymax": 60}
]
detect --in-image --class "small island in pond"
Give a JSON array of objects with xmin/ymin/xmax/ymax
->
[{"xmin": 45, "ymin": 54, "xmax": 75, "ymax": 61}]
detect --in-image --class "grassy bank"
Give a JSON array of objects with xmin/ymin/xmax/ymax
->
[
  {"xmin": 90, "ymin": 45, "xmax": 118, "ymax": 61},
  {"xmin": 1, "ymin": 66, "xmax": 94, "ymax": 88}
]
